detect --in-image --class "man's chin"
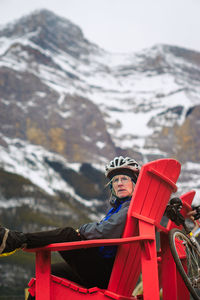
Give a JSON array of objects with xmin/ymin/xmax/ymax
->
[{"xmin": 117, "ymin": 192, "xmax": 128, "ymax": 198}]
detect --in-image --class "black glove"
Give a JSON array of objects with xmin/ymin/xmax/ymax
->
[{"xmin": 165, "ymin": 197, "xmax": 185, "ymax": 226}]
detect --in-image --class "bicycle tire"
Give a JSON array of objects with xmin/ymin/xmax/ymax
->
[{"xmin": 169, "ymin": 228, "xmax": 200, "ymax": 300}]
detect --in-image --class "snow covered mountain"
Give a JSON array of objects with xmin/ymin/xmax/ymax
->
[{"xmin": 0, "ymin": 8, "xmax": 200, "ymax": 212}]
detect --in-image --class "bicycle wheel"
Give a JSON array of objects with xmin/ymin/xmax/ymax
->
[{"xmin": 169, "ymin": 228, "xmax": 200, "ymax": 300}]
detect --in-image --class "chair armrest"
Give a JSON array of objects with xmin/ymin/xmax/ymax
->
[{"xmin": 24, "ymin": 234, "xmax": 154, "ymax": 253}]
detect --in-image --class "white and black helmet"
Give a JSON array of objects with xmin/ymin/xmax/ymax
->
[{"xmin": 105, "ymin": 156, "xmax": 140, "ymax": 182}]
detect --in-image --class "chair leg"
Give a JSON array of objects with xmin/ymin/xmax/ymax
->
[
  {"xmin": 139, "ymin": 221, "xmax": 160, "ymax": 300},
  {"xmin": 160, "ymin": 232, "xmax": 190, "ymax": 300},
  {"xmin": 160, "ymin": 237, "xmax": 178, "ymax": 299},
  {"xmin": 35, "ymin": 251, "xmax": 51, "ymax": 300}
]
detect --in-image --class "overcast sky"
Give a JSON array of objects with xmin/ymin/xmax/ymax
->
[{"xmin": 0, "ymin": 0, "xmax": 200, "ymax": 53}]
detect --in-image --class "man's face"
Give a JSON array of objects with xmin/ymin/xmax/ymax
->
[{"xmin": 112, "ymin": 175, "xmax": 135, "ymax": 198}]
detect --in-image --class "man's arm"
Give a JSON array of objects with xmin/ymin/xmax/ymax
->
[{"xmin": 79, "ymin": 203, "xmax": 129, "ymax": 240}]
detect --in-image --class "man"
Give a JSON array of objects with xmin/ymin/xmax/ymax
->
[{"xmin": 0, "ymin": 156, "xmax": 140, "ymax": 292}]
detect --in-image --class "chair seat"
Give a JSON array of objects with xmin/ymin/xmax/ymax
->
[{"xmin": 28, "ymin": 276, "xmax": 139, "ymax": 300}]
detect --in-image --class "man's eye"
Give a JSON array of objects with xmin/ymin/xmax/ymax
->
[{"xmin": 122, "ymin": 177, "xmax": 128, "ymax": 181}]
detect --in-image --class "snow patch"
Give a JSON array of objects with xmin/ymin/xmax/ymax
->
[{"xmin": 0, "ymin": 135, "xmax": 95, "ymax": 207}]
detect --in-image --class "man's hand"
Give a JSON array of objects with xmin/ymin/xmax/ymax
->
[{"xmin": 188, "ymin": 205, "xmax": 200, "ymax": 220}]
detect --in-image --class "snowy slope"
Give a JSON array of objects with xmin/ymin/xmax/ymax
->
[
  {"xmin": 0, "ymin": 9, "xmax": 200, "ymax": 204},
  {"xmin": 1, "ymin": 34, "xmax": 200, "ymax": 154},
  {"xmin": 0, "ymin": 134, "xmax": 102, "ymax": 208}
]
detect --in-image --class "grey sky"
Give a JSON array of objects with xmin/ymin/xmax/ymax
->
[{"xmin": 0, "ymin": 0, "xmax": 200, "ymax": 53}]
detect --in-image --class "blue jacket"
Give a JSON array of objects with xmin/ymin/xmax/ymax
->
[{"xmin": 79, "ymin": 197, "xmax": 131, "ymax": 258}]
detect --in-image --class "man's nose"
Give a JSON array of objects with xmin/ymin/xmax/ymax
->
[{"xmin": 117, "ymin": 179, "xmax": 123, "ymax": 185}]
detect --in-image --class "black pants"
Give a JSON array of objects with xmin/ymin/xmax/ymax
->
[{"xmin": 26, "ymin": 227, "xmax": 114, "ymax": 299}]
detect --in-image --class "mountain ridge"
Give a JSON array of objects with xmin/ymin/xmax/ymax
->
[{"xmin": 0, "ymin": 9, "xmax": 99, "ymax": 57}]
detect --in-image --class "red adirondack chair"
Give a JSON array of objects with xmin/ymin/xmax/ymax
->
[{"xmin": 26, "ymin": 158, "xmax": 181, "ymax": 300}]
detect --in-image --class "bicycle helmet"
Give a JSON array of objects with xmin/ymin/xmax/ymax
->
[{"xmin": 105, "ymin": 156, "xmax": 140, "ymax": 183}]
